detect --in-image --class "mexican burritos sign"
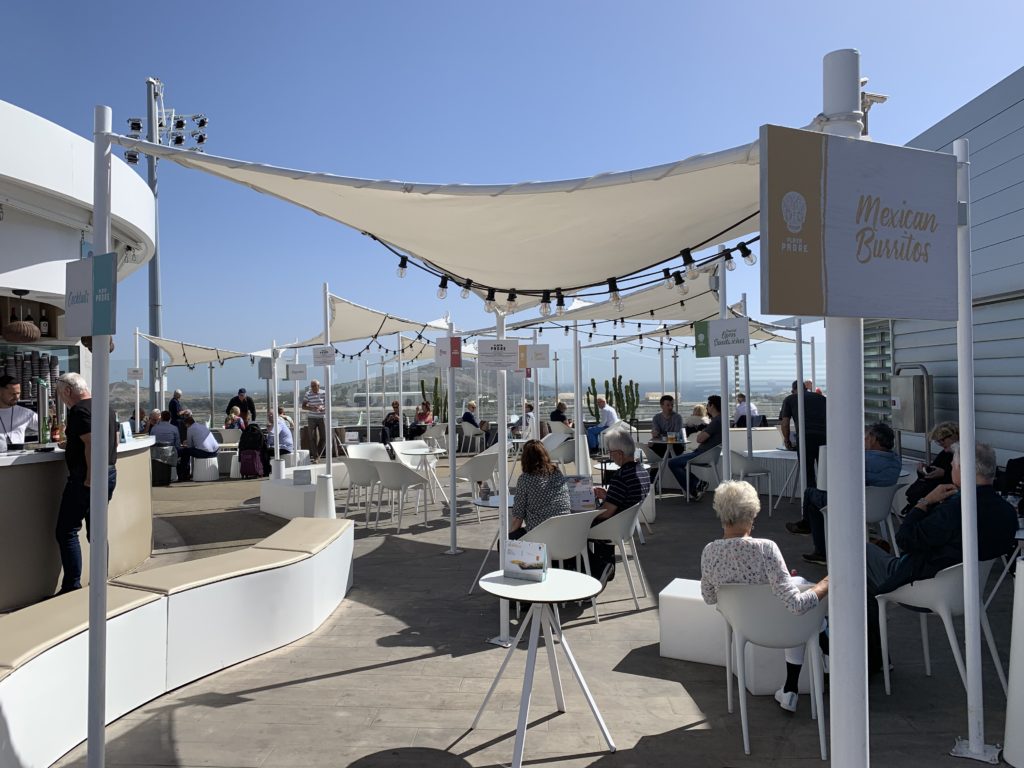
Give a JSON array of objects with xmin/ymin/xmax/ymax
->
[{"xmin": 760, "ymin": 125, "xmax": 957, "ymax": 321}]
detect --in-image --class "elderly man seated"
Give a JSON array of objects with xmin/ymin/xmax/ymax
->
[
  {"xmin": 593, "ymin": 429, "xmax": 650, "ymax": 523},
  {"xmin": 177, "ymin": 413, "xmax": 219, "ymax": 482},
  {"xmin": 587, "ymin": 395, "xmax": 619, "ymax": 455},
  {"xmin": 149, "ymin": 411, "xmax": 180, "ymax": 446},
  {"xmin": 788, "ymin": 422, "xmax": 902, "ymax": 565},
  {"xmin": 865, "ymin": 441, "xmax": 1018, "ymax": 670}
]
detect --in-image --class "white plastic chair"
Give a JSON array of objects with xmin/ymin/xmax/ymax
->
[
  {"xmin": 548, "ymin": 420, "xmax": 573, "ymax": 435},
  {"xmin": 372, "ymin": 460, "xmax": 426, "ymax": 533},
  {"xmin": 459, "ymin": 423, "xmax": 485, "ymax": 453},
  {"xmin": 731, "ymin": 451, "xmax": 773, "ymax": 514},
  {"xmin": 523, "ymin": 509, "xmax": 602, "ymax": 621},
  {"xmin": 686, "ymin": 445, "xmax": 722, "ymax": 502},
  {"xmin": 454, "ymin": 452, "xmax": 500, "ymax": 523},
  {"xmin": 716, "ymin": 584, "xmax": 828, "ymax": 760},
  {"xmin": 865, "ymin": 484, "xmax": 900, "ymax": 553},
  {"xmin": 588, "ymin": 500, "xmax": 649, "ymax": 610},
  {"xmin": 336, "ymin": 456, "xmax": 380, "ymax": 526},
  {"xmin": 876, "ymin": 559, "xmax": 1007, "ymax": 696},
  {"xmin": 345, "ymin": 442, "xmax": 393, "ymax": 462},
  {"xmin": 422, "ymin": 423, "xmax": 448, "ymax": 450},
  {"xmin": 392, "ymin": 439, "xmax": 437, "ymax": 471},
  {"xmin": 547, "ymin": 438, "xmax": 576, "ymax": 469},
  {"xmin": 540, "ymin": 432, "xmax": 570, "ymax": 453}
]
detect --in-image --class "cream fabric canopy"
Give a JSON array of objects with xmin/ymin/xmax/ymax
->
[
  {"xmin": 383, "ymin": 337, "xmax": 478, "ymax": 364},
  {"xmin": 140, "ymin": 333, "xmax": 249, "ymax": 368},
  {"xmin": 582, "ymin": 314, "xmax": 796, "ymax": 349},
  {"xmin": 111, "ymin": 135, "xmax": 761, "ymax": 293},
  {"xmin": 294, "ymin": 294, "xmax": 448, "ymax": 347}
]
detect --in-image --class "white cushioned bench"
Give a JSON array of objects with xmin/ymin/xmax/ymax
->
[
  {"xmin": 0, "ymin": 587, "xmax": 167, "ymax": 768},
  {"xmin": 659, "ymin": 578, "xmax": 810, "ymax": 695}
]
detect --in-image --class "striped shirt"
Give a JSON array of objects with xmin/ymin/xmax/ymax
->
[
  {"xmin": 603, "ymin": 460, "xmax": 650, "ymax": 514},
  {"xmin": 303, "ymin": 388, "xmax": 326, "ymax": 419}
]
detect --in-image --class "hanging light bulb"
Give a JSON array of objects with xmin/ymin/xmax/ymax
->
[
  {"xmin": 607, "ymin": 278, "xmax": 623, "ymax": 311},
  {"xmin": 662, "ymin": 268, "xmax": 673, "ymax": 289},
  {"xmin": 436, "ymin": 275, "xmax": 449, "ymax": 300},
  {"xmin": 738, "ymin": 241, "xmax": 757, "ymax": 266},
  {"xmin": 673, "ymin": 271, "xmax": 689, "ymax": 296},
  {"xmin": 555, "ymin": 289, "xmax": 566, "ymax": 316},
  {"xmin": 538, "ymin": 327, "xmax": 543, "ymax": 336},
  {"xmin": 460, "ymin": 278, "xmax": 473, "ymax": 299},
  {"xmin": 396, "ymin": 255, "xmax": 408, "ymax": 278},
  {"xmin": 564, "ymin": 326, "xmax": 570, "ymax": 336},
  {"xmin": 539, "ymin": 290, "xmax": 552, "ymax": 317},
  {"xmin": 588, "ymin": 333, "xmax": 593, "ymax": 341},
  {"xmin": 484, "ymin": 288, "xmax": 496, "ymax": 313},
  {"xmin": 506, "ymin": 289, "xmax": 518, "ymax": 312},
  {"xmin": 680, "ymin": 248, "xmax": 696, "ymax": 277},
  {"xmin": 725, "ymin": 253, "xmax": 737, "ymax": 271}
]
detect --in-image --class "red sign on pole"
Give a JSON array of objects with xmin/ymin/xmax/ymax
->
[{"xmin": 450, "ymin": 336, "xmax": 462, "ymax": 368}]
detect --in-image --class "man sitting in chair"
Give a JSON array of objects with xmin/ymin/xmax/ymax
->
[
  {"xmin": 666, "ymin": 395, "xmax": 723, "ymax": 500},
  {"xmin": 593, "ymin": 429, "xmax": 650, "ymax": 523},
  {"xmin": 864, "ymin": 441, "xmax": 1017, "ymax": 671},
  {"xmin": 787, "ymin": 422, "xmax": 902, "ymax": 566}
]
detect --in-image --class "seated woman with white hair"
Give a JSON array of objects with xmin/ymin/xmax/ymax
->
[{"xmin": 701, "ymin": 480, "xmax": 829, "ymax": 713}]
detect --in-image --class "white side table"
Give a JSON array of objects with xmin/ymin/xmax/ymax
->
[
  {"xmin": 473, "ymin": 569, "xmax": 615, "ymax": 768},
  {"xmin": 402, "ymin": 447, "xmax": 448, "ymax": 505}
]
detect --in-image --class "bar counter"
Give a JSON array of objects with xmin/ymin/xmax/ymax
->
[{"xmin": 0, "ymin": 436, "xmax": 154, "ymax": 611}]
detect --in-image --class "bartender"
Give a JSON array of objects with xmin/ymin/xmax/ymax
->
[{"xmin": 0, "ymin": 374, "xmax": 39, "ymax": 449}]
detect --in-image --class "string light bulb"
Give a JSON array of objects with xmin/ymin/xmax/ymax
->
[
  {"xmin": 607, "ymin": 278, "xmax": 623, "ymax": 311},
  {"xmin": 436, "ymin": 275, "xmax": 449, "ymax": 300},
  {"xmin": 725, "ymin": 253, "xmax": 737, "ymax": 272},
  {"xmin": 484, "ymin": 288, "xmax": 496, "ymax": 313},
  {"xmin": 680, "ymin": 248, "xmax": 696, "ymax": 276},
  {"xmin": 539, "ymin": 290, "xmax": 552, "ymax": 317},
  {"xmin": 396, "ymin": 255, "xmax": 408, "ymax": 278},
  {"xmin": 555, "ymin": 289, "xmax": 566, "ymax": 316},
  {"xmin": 506, "ymin": 289, "xmax": 518, "ymax": 312},
  {"xmin": 662, "ymin": 268, "xmax": 673, "ymax": 289},
  {"xmin": 564, "ymin": 326, "xmax": 570, "ymax": 336},
  {"xmin": 460, "ymin": 278, "xmax": 473, "ymax": 299},
  {"xmin": 738, "ymin": 241, "xmax": 757, "ymax": 266},
  {"xmin": 673, "ymin": 271, "xmax": 689, "ymax": 296}
]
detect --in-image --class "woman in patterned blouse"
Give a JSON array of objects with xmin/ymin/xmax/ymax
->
[
  {"xmin": 509, "ymin": 440, "xmax": 571, "ymax": 539},
  {"xmin": 701, "ymin": 480, "xmax": 829, "ymax": 713}
]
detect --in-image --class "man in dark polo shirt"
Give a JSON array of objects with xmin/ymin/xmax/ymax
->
[
  {"xmin": 779, "ymin": 380, "xmax": 827, "ymax": 488},
  {"xmin": 54, "ymin": 372, "xmax": 117, "ymax": 594},
  {"xmin": 593, "ymin": 428, "xmax": 650, "ymax": 523}
]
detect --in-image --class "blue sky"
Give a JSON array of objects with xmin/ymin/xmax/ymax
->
[{"xmin": 4, "ymin": 1, "xmax": 1023, "ymax": 394}]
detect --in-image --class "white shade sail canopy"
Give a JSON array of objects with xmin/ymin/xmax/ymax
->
[
  {"xmin": 111, "ymin": 135, "xmax": 761, "ymax": 294},
  {"xmin": 294, "ymin": 293, "xmax": 447, "ymax": 348},
  {"xmin": 384, "ymin": 337, "xmax": 478, "ymax": 365},
  {"xmin": 583, "ymin": 314, "xmax": 796, "ymax": 349},
  {"xmin": 140, "ymin": 333, "xmax": 249, "ymax": 368}
]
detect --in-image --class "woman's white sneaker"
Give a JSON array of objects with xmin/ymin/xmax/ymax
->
[{"xmin": 774, "ymin": 687, "xmax": 799, "ymax": 712}]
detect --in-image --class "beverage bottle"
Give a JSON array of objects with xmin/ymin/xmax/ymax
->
[{"xmin": 39, "ymin": 308, "xmax": 49, "ymax": 336}]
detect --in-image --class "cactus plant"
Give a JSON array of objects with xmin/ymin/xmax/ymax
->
[
  {"xmin": 420, "ymin": 377, "xmax": 448, "ymax": 422},
  {"xmin": 585, "ymin": 377, "xmax": 599, "ymax": 420}
]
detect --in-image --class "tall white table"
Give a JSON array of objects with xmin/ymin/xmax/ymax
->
[
  {"xmin": 473, "ymin": 569, "xmax": 615, "ymax": 768},
  {"xmin": 468, "ymin": 495, "xmax": 515, "ymax": 594},
  {"xmin": 402, "ymin": 447, "xmax": 448, "ymax": 506},
  {"xmin": 750, "ymin": 448, "xmax": 800, "ymax": 510}
]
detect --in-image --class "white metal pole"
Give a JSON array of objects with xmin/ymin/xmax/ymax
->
[
  {"xmin": 208, "ymin": 363, "xmax": 214, "ymax": 426},
  {"xmin": 133, "ymin": 327, "xmax": 140, "ymax": 431},
  {"xmin": 659, "ymin": 345, "xmax": 665, "ymax": 400},
  {"xmin": 952, "ymin": 139, "xmax": 994, "ymax": 760},
  {"xmin": 446, "ymin": 320, "xmax": 461, "ymax": 554},
  {"xmin": 796, "ymin": 320, "xmax": 807, "ymax": 498},
  {"xmin": 742, "ymin": 294, "xmax": 753, "ymax": 457},
  {"xmin": 822, "ymin": 48, "xmax": 869, "ymax": 768},
  {"xmin": 158, "ymin": 359, "xmax": 166, "ymax": 409},
  {"xmin": 380, "ymin": 355, "xmax": 386, "ymax": 425},
  {"xmin": 810, "ymin": 336, "xmax": 817, "ymax": 390},
  {"xmin": 612, "ymin": 350, "xmax": 618, "ymax": 381},
  {"xmin": 397, "ymin": 333, "xmax": 404, "ymax": 439},
  {"xmin": 88, "ymin": 103, "xmax": 113, "ymax": 768},
  {"xmin": 553, "ymin": 352, "xmax": 560, "ymax": 404},
  {"xmin": 532, "ymin": 329, "xmax": 540, "ymax": 439},
  {"xmin": 365, "ymin": 359, "xmax": 371, "ymax": 442},
  {"xmin": 573, "ymin": 322, "xmax": 587, "ymax": 471},
  {"xmin": 292, "ymin": 344, "xmax": 300, "ymax": 451},
  {"xmin": 475, "ymin": 355, "xmax": 480, "ymax": 413},
  {"xmin": 718, "ymin": 250, "xmax": 731, "ymax": 482},
  {"xmin": 314, "ymin": 284, "xmax": 334, "ymax": 518},
  {"xmin": 672, "ymin": 346, "xmax": 679, "ymax": 406},
  {"xmin": 493, "ymin": 312, "xmax": 511, "ymax": 645},
  {"xmin": 271, "ymin": 341, "xmax": 281, "ymax": 464}
]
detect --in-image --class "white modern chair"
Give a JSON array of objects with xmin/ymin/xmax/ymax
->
[
  {"xmin": 372, "ymin": 461, "xmax": 427, "ymax": 533},
  {"xmin": 336, "ymin": 456, "xmax": 380, "ymax": 526},
  {"xmin": 685, "ymin": 445, "xmax": 722, "ymax": 502},
  {"xmin": 588, "ymin": 500, "xmax": 649, "ymax": 611},
  {"xmin": 392, "ymin": 439, "xmax": 437, "ymax": 472},
  {"xmin": 540, "ymin": 432, "xmax": 570, "ymax": 453},
  {"xmin": 345, "ymin": 442, "xmax": 393, "ymax": 462},
  {"xmin": 548, "ymin": 420, "xmax": 573, "ymax": 435},
  {"xmin": 731, "ymin": 451, "xmax": 773, "ymax": 514},
  {"xmin": 716, "ymin": 583, "xmax": 828, "ymax": 760},
  {"xmin": 548, "ymin": 438, "xmax": 576, "ymax": 469},
  {"xmin": 865, "ymin": 484, "xmax": 900, "ymax": 553},
  {"xmin": 522, "ymin": 509, "xmax": 603, "ymax": 621},
  {"xmin": 459, "ymin": 423, "xmax": 486, "ymax": 453},
  {"xmin": 422, "ymin": 423, "xmax": 448, "ymax": 450},
  {"xmin": 876, "ymin": 559, "xmax": 1007, "ymax": 696},
  {"xmin": 453, "ymin": 452, "xmax": 500, "ymax": 523}
]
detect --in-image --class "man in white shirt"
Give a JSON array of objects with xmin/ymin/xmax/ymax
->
[
  {"xmin": 302, "ymin": 379, "xmax": 327, "ymax": 460},
  {"xmin": 587, "ymin": 396, "xmax": 619, "ymax": 454},
  {"xmin": 263, "ymin": 409, "xmax": 294, "ymax": 476},
  {"xmin": 149, "ymin": 411, "xmax": 181, "ymax": 446},
  {"xmin": 0, "ymin": 374, "xmax": 39, "ymax": 448},
  {"xmin": 178, "ymin": 414, "xmax": 219, "ymax": 481},
  {"xmin": 733, "ymin": 393, "xmax": 760, "ymax": 427}
]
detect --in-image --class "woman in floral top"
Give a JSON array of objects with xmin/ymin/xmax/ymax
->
[
  {"xmin": 701, "ymin": 480, "xmax": 829, "ymax": 713},
  {"xmin": 510, "ymin": 440, "xmax": 571, "ymax": 539}
]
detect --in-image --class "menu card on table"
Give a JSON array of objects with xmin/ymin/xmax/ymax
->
[
  {"xmin": 503, "ymin": 540, "xmax": 548, "ymax": 582},
  {"xmin": 565, "ymin": 475, "xmax": 597, "ymax": 511}
]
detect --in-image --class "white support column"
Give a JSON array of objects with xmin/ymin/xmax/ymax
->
[
  {"xmin": 742, "ymin": 293, "xmax": 753, "ymax": 457},
  {"xmin": 365, "ymin": 359, "xmax": 371, "ymax": 442},
  {"xmin": 950, "ymin": 139, "xmax": 996, "ymax": 761},
  {"xmin": 810, "ymin": 336, "xmax": 817, "ymax": 390},
  {"xmin": 491, "ymin": 312, "xmax": 511, "ymax": 646},
  {"xmin": 553, "ymin": 352, "xmax": 560, "ymax": 403},
  {"xmin": 717, "ymin": 250, "xmax": 731, "ymax": 482},
  {"xmin": 659, "ymin": 345, "xmax": 665, "ymax": 400},
  {"xmin": 822, "ymin": 48, "xmax": 869, "ymax": 768},
  {"xmin": 88, "ymin": 103, "xmax": 113, "ymax": 768},
  {"xmin": 612, "ymin": 350, "xmax": 618, "ymax": 381},
  {"xmin": 208, "ymin": 363, "xmax": 214, "ymax": 427},
  {"xmin": 314, "ymin": 283, "xmax": 334, "ymax": 518},
  {"xmin": 445, "ymin": 319, "xmax": 461, "ymax": 555},
  {"xmin": 270, "ymin": 341, "xmax": 283, "ymax": 478},
  {"xmin": 475, "ymin": 355, "xmax": 480, "ymax": 413},
  {"xmin": 532, "ymin": 329, "xmax": 540, "ymax": 439},
  {"xmin": 573, "ymin": 322, "xmax": 587, "ymax": 471},
  {"xmin": 397, "ymin": 333, "xmax": 404, "ymax": 439},
  {"xmin": 672, "ymin": 346, "xmax": 679, "ymax": 405},
  {"xmin": 292, "ymin": 344, "xmax": 300, "ymax": 451},
  {"xmin": 796, "ymin": 320, "xmax": 807, "ymax": 498},
  {"xmin": 380, "ymin": 355, "xmax": 387, "ymax": 425},
  {"xmin": 133, "ymin": 327, "xmax": 140, "ymax": 430}
]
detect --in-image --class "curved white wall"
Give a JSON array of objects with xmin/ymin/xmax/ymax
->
[{"xmin": 0, "ymin": 99, "xmax": 156, "ymax": 302}]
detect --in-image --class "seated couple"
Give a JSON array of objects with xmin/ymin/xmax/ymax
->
[{"xmin": 666, "ymin": 395, "xmax": 723, "ymax": 500}]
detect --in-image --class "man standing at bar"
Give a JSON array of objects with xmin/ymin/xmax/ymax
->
[
  {"xmin": 778, "ymin": 380, "xmax": 827, "ymax": 487},
  {"xmin": 54, "ymin": 372, "xmax": 117, "ymax": 594},
  {"xmin": 302, "ymin": 379, "xmax": 327, "ymax": 460}
]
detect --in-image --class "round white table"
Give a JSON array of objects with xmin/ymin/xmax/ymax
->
[
  {"xmin": 472, "ymin": 569, "xmax": 615, "ymax": 768},
  {"xmin": 402, "ymin": 447, "xmax": 448, "ymax": 506}
]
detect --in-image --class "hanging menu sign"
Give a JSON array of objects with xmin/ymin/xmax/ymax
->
[{"xmin": 478, "ymin": 340, "xmax": 521, "ymax": 371}]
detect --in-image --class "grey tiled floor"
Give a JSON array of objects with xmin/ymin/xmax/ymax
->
[{"xmin": 53, "ymin": 461, "xmax": 1014, "ymax": 767}]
